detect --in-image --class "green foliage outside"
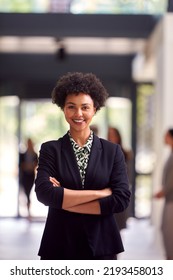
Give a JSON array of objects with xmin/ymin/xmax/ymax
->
[{"xmin": 0, "ymin": 0, "xmax": 167, "ymax": 14}]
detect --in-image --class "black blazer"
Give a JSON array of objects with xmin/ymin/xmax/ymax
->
[{"xmin": 35, "ymin": 133, "xmax": 130, "ymax": 259}]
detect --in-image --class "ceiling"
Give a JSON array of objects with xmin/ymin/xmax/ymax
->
[{"xmin": 0, "ymin": 12, "xmax": 166, "ymax": 98}]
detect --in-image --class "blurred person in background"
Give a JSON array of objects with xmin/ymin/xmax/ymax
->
[
  {"xmin": 90, "ymin": 124, "xmax": 99, "ymax": 136},
  {"xmin": 19, "ymin": 138, "xmax": 38, "ymax": 219},
  {"xmin": 108, "ymin": 127, "xmax": 133, "ymax": 230},
  {"xmin": 35, "ymin": 72, "xmax": 131, "ymax": 260},
  {"xmin": 154, "ymin": 128, "xmax": 173, "ymax": 260}
]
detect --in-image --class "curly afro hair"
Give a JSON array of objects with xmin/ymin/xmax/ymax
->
[{"xmin": 51, "ymin": 72, "xmax": 109, "ymax": 111}]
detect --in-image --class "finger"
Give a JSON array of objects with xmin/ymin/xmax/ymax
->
[
  {"xmin": 50, "ymin": 177, "xmax": 59, "ymax": 184},
  {"xmin": 49, "ymin": 177, "xmax": 57, "ymax": 184},
  {"xmin": 52, "ymin": 182, "xmax": 59, "ymax": 187},
  {"xmin": 49, "ymin": 177, "xmax": 60, "ymax": 187},
  {"xmin": 52, "ymin": 180, "xmax": 60, "ymax": 186}
]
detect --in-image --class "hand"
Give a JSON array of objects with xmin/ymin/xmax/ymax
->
[
  {"xmin": 49, "ymin": 176, "xmax": 61, "ymax": 187},
  {"xmin": 153, "ymin": 190, "xmax": 164, "ymax": 199}
]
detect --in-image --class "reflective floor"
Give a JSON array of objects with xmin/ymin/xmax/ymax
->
[
  {"xmin": 0, "ymin": 217, "xmax": 165, "ymax": 260},
  {"xmin": 119, "ymin": 218, "xmax": 165, "ymax": 260}
]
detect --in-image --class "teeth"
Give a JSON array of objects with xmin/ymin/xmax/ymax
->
[{"xmin": 74, "ymin": 119, "xmax": 84, "ymax": 123}]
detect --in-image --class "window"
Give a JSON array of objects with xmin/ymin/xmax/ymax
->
[{"xmin": 0, "ymin": 0, "xmax": 167, "ymax": 14}]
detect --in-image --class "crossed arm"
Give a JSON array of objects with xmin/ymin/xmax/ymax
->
[{"xmin": 49, "ymin": 177, "xmax": 112, "ymax": 215}]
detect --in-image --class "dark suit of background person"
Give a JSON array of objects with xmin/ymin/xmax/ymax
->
[
  {"xmin": 35, "ymin": 72, "xmax": 131, "ymax": 260},
  {"xmin": 107, "ymin": 127, "xmax": 133, "ymax": 230},
  {"xmin": 19, "ymin": 138, "xmax": 38, "ymax": 218},
  {"xmin": 154, "ymin": 128, "xmax": 173, "ymax": 260}
]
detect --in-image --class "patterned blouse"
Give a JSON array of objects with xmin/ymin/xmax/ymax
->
[{"xmin": 68, "ymin": 131, "xmax": 93, "ymax": 188}]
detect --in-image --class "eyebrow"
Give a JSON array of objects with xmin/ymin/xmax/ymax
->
[{"xmin": 66, "ymin": 102, "xmax": 91, "ymax": 106}]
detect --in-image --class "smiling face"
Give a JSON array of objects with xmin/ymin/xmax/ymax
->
[{"xmin": 63, "ymin": 93, "xmax": 96, "ymax": 135}]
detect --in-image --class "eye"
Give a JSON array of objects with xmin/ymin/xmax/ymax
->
[
  {"xmin": 67, "ymin": 105, "xmax": 75, "ymax": 109},
  {"xmin": 82, "ymin": 106, "xmax": 90, "ymax": 110}
]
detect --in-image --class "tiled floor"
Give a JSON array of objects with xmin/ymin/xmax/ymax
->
[{"xmin": 0, "ymin": 217, "xmax": 165, "ymax": 260}]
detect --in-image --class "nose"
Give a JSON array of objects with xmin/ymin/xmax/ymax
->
[{"xmin": 75, "ymin": 108, "xmax": 83, "ymax": 116}]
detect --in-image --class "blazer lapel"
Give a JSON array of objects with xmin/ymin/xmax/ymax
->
[
  {"xmin": 84, "ymin": 135, "xmax": 102, "ymax": 188},
  {"xmin": 61, "ymin": 133, "xmax": 82, "ymax": 188}
]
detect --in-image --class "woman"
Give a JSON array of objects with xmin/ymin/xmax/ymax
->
[
  {"xmin": 19, "ymin": 138, "xmax": 38, "ymax": 218},
  {"xmin": 108, "ymin": 127, "xmax": 133, "ymax": 230},
  {"xmin": 154, "ymin": 128, "xmax": 173, "ymax": 260},
  {"xmin": 35, "ymin": 72, "xmax": 131, "ymax": 260},
  {"xmin": 107, "ymin": 127, "xmax": 132, "ymax": 165}
]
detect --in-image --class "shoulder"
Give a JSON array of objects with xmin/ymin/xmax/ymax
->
[
  {"xmin": 19, "ymin": 151, "xmax": 25, "ymax": 157},
  {"xmin": 97, "ymin": 138, "xmax": 125, "ymax": 165},
  {"xmin": 40, "ymin": 138, "xmax": 62, "ymax": 152},
  {"xmin": 19, "ymin": 152, "xmax": 25, "ymax": 161},
  {"xmin": 95, "ymin": 136, "xmax": 120, "ymax": 154},
  {"xmin": 41, "ymin": 139, "xmax": 61, "ymax": 147},
  {"xmin": 40, "ymin": 133, "xmax": 69, "ymax": 151},
  {"xmin": 100, "ymin": 137, "xmax": 118, "ymax": 148}
]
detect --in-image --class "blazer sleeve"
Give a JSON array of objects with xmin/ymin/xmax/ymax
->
[
  {"xmin": 99, "ymin": 144, "xmax": 131, "ymax": 215},
  {"xmin": 35, "ymin": 141, "xmax": 64, "ymax": 209}
]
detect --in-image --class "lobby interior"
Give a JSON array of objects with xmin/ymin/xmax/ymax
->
[{"xmin": 0, "ymin": 0, "xmax": 173, "ymax": 260}]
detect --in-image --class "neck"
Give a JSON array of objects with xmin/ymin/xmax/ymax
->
[{"xmin": 69, "ymin": 129, "xmax": 91, "ymax": 147}]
